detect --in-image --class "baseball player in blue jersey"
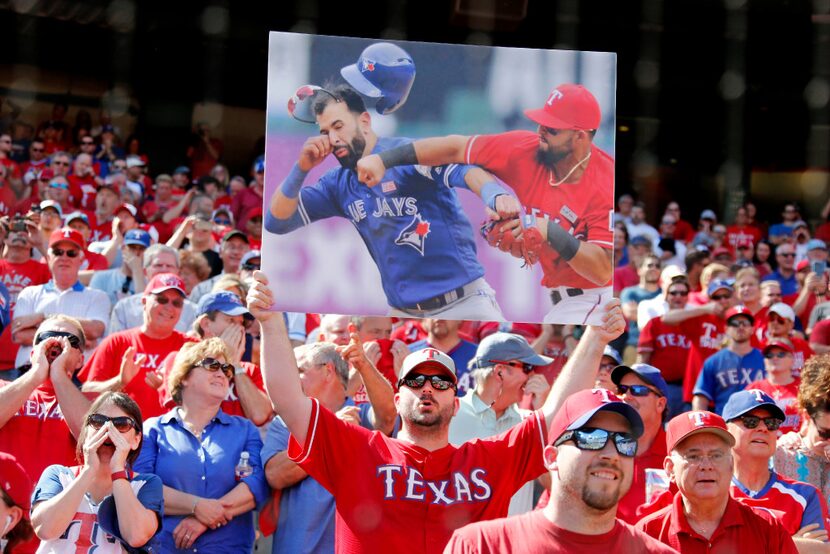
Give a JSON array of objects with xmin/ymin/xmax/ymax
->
[{"xmin": 265, "ymin": 84, "xmax": 518, "ymax": 320}]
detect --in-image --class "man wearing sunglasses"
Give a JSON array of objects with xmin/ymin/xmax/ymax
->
[
  {"xmin": 636, "ymin": 410, "xmax": 797, "ymax": 553},
  {"xmin": 723, "ymin": 390, "xmax": 830, "ymax": 551},
  {"xmin": 691, "ymin": 305, "xmax": 765, "ymax": 415},
  {"xmin": 448, "ymin": 333, "xmax": 553, "ymax": 516},
  {"xmin": 762, "ymin": 243, "xmax": 799, "ymax": 302},
  {"xmin": 80, "ymin": 273, "xmax": 195, "ymax": 419},
  {"xmin": 446, "ymin": 388, "xmax": 674, "ymax": 553},
  {"xmin": 11, "ymin": 228, "xmax": 110, "ymax": 370}
]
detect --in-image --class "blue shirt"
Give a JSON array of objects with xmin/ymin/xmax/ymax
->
[
  {"xmin": 134, "ymin": 408, "xmax": 270, "ymax": 553},
  {"xmin": 265, "ymin": 137, "xmax": 484, "ymax": 308},
  {"xmin": 260, "ymin": 399, "xmax": 373, "ymax": 554},
  {"xmin": 769, "ymin": 222, "xmax": 795, "ymax": 241},
  {"xmin": 761, "ymin": 270, "xmax": 799, "ymax": 297},
  {"xmin": 620, "ymin": 285, "xmax": 661, "ymax": 346},
  {"xmin": 693, "ymin": 348, "xmax": 765, "ymax": 414},
  {"xmin": 409, "ymin": 339, "xmax": 479, "ymax": 396},
  {"xmin": 0, "ymin": 281, "xmax": 9, "ymax": 335}
]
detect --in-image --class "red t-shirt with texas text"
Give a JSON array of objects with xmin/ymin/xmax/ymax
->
[
  {"xmin": 681, "ymin": 314, "xmax": 726, "ymax": 401},
  {"xmin": 288, "ymin": 398, "xmax": 547, "ymax": 554},
  {"xmin": 78, "ymin": 328, "xmax": 196, "ymax": 418},
  {"xmin": 466, "ymin": 131, "xmax": 614, "ymax": 290},
  {"xmin": 638, "ymin": 317, "xmax": 692, "ymax": 382}
]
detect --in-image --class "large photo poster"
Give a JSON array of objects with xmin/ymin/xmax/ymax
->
[{"xmin": 262, "ymin": 32, "xmax": 617, "ymax": 324}]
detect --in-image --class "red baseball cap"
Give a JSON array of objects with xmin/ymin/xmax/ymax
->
[
  {"xmin": 524, "ymin": 84, "xmax": 601, "ymax": 131},
  {"xmin": 246, "ymin": 207, "xmax": 264, "ymax": 219},
  {"xmin": 548, "ymin": 388, "xmax": 644, "ymax": 445},
  {"xmin": 762, "ymin": 338, "xmax": 794, "ymax": 354},
  {"xmin": 144, "ymin": 273, "xmax": 186, "ymax": 296},
  {"xmin": 796, "ymin": 259, "xmax": 810, "ymax": 272},
  {"xmin": 666, "ymin": 411, "xmax": 735, "ymax": 452},
  {"xmin": 35, "ymin": 168, "xmax": 55, "ymax": 182},
  {"xmin": 725, "ymin": 305, "xmax": 754, "ymax": 323},
  {"xmin": 115, "ymin": 203, "xmax": 138, "ymax": 217},
  {"xmin": 48, "ymin": 227, "xmax": 85, "ymax": 249},
  {"xmin": 0, "ymin": 452, "xmax": 33, "ymax": 512}
]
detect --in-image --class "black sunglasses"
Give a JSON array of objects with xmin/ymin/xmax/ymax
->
[
  {"xmin": 554, "ymin": 427, "xmax": 638, "ymax": 457},
  {"xmin": 51, "ymin": 247, "xmax": 80, "ymax": 258},
  {"xmin": 195, "ymin": 357, "xmax": 234, "ymax": 378},
  {"xmin": 241, "ymin": 262, "xmax": 261, "ymax": 271},
  {"xmin": 711, "ymin": 294, "xmax": 732, "ymax": 301},
  {"xmin": 765, "ymin": 351, "xmax": 790, "ymax": 359},
  {"xmin": 668, "ymin": 290, "xmax": 689, "ymax": 296},
  {"xmin": 34, "ymin": 330, "xmax": 82, "ymax": 349},
  {"xmin": 86, "ymin": 413, "xmax": 138, "ymax": 433},
  {"xmin": 489, "ymin": 359, "xmax": 535, "ymax": 374},
  {"xmin": 154, "ymin": 294, "xmax": 184, "ymax": 308},
  {"xmin": 736, "ymin": 414, "xmax": 783, "ymax": 431},
  {"xmin": 728, "ymin": 320, "xmax": 752, "ymax": 328},
  {"xmin": 617, "ymin": 384, "xmax": 662, "ymax": 398},
  {"xmin": 398, "ymin": 372, "xmax": 457, "ymax": 391}
]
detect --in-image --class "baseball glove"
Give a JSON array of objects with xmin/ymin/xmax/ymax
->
[{"xmin": 480, "ymin": 218, "xmax": 544, "ymax": 267}]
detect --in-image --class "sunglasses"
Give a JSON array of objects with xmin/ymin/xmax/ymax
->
[
  {"xmin": 34, "ymin": 330, "xmax": 82, "ymax": 349},
  {"xmin": 194, "ymin": 357, "xmax": 234, "ymax": 378},
  {"xmin": 86, "ymin": 413, "xmax": 138, "ymax": 433},
  {"xmin": 765, "ymin": 350, "xmax": 791, "ymax": 359},
  {"xmin": 52, "ymin": 161, "xmax": 70, "ymax": 166},
  {"xmin": 489, "ymin": 359, "xmax": 535, "ymax": 374},
  {"xmin": 778, "ymin": 253, "xmax": 796, "ymax": 258},
  {"xmin": 153, "ymin": 294, "xmax": 184, "ymax": 308},
  {"xmin": 241, "ymin": 262, "xmax": 261, "ymax": 271},
  {"xmin": 735, "ymin": 414, "xmax": 783, "ymax": 431},
  {"xmin": 554, "ymin": 427, "xmax": 638, "ymax": 458},
  {"xmin": 51, "ymin": 247, "xmax": 80, "ymax": 258},
  {"xmin": 398, "ymin": 372, "xmax": 457, "ymax": 391},
  {"xmin": 711, "ymin": 294, "xmax": 732, "ymax": 301},
  {"xmin": 213, "ymin": 218, "xmax": 231, "ymax": 226},
  {"xmin": 49, "ymin": 182, "xmax": 69, "ymax": 190},
  {"xmin": 617, "ymin": 384, "xmax": 663, "ymax": 398},
  {"xmin": 31, "ymin": 147, "xmax": 44, "ymax": 152},
  {"xmin": 728, "ymin": 319, "xmax": 752, "ymax": 328},
  {"xmin": 668, "ymin": 290, "xmax": 689, "ymax": 297},
  {"xmin": 768, "ymin": 315, "xmax": 789, "ymax": 324}
]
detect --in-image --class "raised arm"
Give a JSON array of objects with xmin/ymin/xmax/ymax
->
[
  {"xmin": 339, "ymin": 328, "xmax": 396, "ymax": 435},
  {"xmin": 540, "ymin": 299, "xmax": 625, "ymax": 429},
  {"xmin": 247, "ymin": 271, "xmax": 312, "ymax": 445}
]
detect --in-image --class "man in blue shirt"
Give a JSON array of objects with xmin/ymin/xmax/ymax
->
[
  {"xmin": 768, "ymin": 203, "xmax": 801, "ymax": 245},
  {"xmin": 692, "ymin": 306, "xmax": 765, "ymax": 414},
  {"xmin": 265, "ymin": 84, "xmax": 516, "ymax": 321},
  {"xmin": 761, "ymin": 242, "xmax": 799, "ymax": 299}
]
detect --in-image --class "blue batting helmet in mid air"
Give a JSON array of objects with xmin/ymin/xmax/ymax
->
[{"xmin": 340, "ymin": 42, "xmax": 416, "ymax": 115}]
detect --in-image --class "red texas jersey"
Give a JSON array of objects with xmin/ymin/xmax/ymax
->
[
  {"xmin": 466, "ymin": 130, "xmax": 614, "ymax": 289},
  {"xmin": 288, "ymin": 398, "xmax": 548, "ymax": 554}
]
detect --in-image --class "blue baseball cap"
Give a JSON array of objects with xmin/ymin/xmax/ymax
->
[
  {"xmin": 610, "ymin": 363, "xmax": 670, "ymax": 399},
  {"xmin": 629, "ymin": 235, "xmax": 651, "ymax": 247},
  {"xmin": 123, "ymin": 229, "xmax": 151, "ymax": 248},
  {"xmin": 807, "ymin": 239, "xmax": 827, "ymax": 252},
  {"xmin": 197, "ymin": 290, "xmax": 251, "ymax": 318},
  {"xmin": 722, "ymin": 390, "xmax": 786, "ymax": 422},
  {"xmin": 602, "ymin": 345, "xmax": 622, "ymax": 365},
  {"xmin": 707, "ymin": 279, "xmax": 734, "ymax": 297},
  {"xmin": 64, "ymin": 211, "xmax": 90, "ymax": 227},
  {"xmin": 472, "ymin": 332, "xmax": 553, "ymax": 369}
]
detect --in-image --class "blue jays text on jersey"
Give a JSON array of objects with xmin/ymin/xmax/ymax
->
[{"xmin": 266, "ymin": 137, "xmax": 485, "ymax": 308}]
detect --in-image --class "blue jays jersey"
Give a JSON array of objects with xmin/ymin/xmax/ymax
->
[{"xmin": 274, "ymin": 137, "xmax": 484, "ymax": 308}]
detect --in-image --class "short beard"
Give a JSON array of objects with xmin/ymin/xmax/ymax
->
[
  {"xmin": 535, "ymin": 145, "xmax": 567, "ymax": 168},
  {"xmin": 582, "ymin": 482, "xmax": 621, "ymax": 511},
  {"xmin": 338, "ymin": 134, "xmax": 367, "ymax": 171}
]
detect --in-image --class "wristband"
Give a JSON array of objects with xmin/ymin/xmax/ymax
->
[
  {"xmin": 111, "ymin": 469, "xmax": 131, "ymax": 482},
  {"xmin": 378, "ymin": 143, "xmax": 418, "ymax": 169},
  {"xmin": 479, "ymin": 181, "xmax": 510, "ymax": 212},
  {"xmin": 279, "ymin": 163, "xmax": 308, "ymax": 199},
  {"xmin": 191, "ymin": 497, "xmax": 200, "ymax": 515},
  {"xmin": 546, "ymin": 221, "xmax": 581, "ymax": 261},
  {"xmin": 234, "ymin": 365, "xmax": 246, "ymax": 376}
]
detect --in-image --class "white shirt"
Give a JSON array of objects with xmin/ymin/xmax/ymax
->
[{"xmin": 626, "ymin": 221, "xmax": 660, "ymax": 244}]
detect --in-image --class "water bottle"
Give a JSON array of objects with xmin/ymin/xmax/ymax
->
[{"xmin": 235, "ymin": 451, "xmax": 253, "ymax": 481}]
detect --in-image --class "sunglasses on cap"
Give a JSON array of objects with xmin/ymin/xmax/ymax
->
[
  {"xmin": 194, "ymin": 357, "xmax": 234, "ymax": 379},
  {"xmin": 51, "ymin": 247, "xmax": 80, "ymax": 258},
  {"xmin": 398, "ymin": 372, "xmax": 457, "ymax": 391},
  {"xmin": 153, "ymin": 294, "xmax": 184, "ymax": 308},
  {"xmin": 554, "ymin": 427, "xmax": 638, "ymax": 457},
  {"xmin": 86, "ymin": 413, "xmax": 138, "ymax": 433},
  {"xmin": 616, "ymin": 384, "xmax": 663, "ymax": 398},
  {"xmin": 34, "ymin": 330, "xmax": 82, "ymax": 349},
  {"xmin": 734, "ymin": 414, "xmax": 783, "ymax": 431},
  {"xmin": 489, "ymin": 359, "xmax": 535, "ymax": 374}
]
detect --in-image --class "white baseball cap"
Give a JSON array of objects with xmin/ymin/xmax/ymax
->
[
  {"xmin": 399, "ymin": 348, "xmax": 456, "ymax": 383},
  {"xmin": 768, "ymin": 302, "xmax": 795, "ymax": 322}
]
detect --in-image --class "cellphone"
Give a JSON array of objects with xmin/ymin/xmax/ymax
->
[
  {"xmin": 11, "ymin": 218, "xmax": 28, "ymax": 232},
  {"xmin": 811, "ymin": 260, "xmax": 827, "ymax": 275}
]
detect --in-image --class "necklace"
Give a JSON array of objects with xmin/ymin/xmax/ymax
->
[{"xmin": 548, "ymin": 151, "xmax": 592, "ymax": 186}]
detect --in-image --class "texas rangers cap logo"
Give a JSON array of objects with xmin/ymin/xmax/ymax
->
[{"xmin": 395, "ymin": 213, "xmax": 431, "ymax": 256}]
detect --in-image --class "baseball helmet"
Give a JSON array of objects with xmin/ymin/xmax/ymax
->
[{"xmin": 340, "ymin": 42, "xmax": 416, "ymax": 115}]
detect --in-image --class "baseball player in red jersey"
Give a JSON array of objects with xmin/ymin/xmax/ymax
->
[
  {"xmin": 357, "ymin": 83, "xmax": 614, "ymax": 325},
  {"xmin": 247, "ymin": 271, "xmax": 626, "ymax": 553}
]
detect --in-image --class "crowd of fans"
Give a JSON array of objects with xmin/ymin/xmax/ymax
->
[{"xmin": 0, "ymin": 103, "xmax": 828, "ymax": 553}]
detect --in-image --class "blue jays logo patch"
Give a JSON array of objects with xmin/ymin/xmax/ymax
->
[
  {"xmin": 395, "ymin": 213, "xmax": 431, "ymax": 255},
  {"xmin": 362, "ymin": 59, "xmax": 376, "ymax": 72}
]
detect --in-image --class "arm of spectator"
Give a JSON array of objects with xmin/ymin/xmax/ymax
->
[
  {"xmin": 791, "ymin": 537, "xmax": 829, "ymax": 554},
  {"xmin": 166, "ymin": 216, "xmax": 195, "ymax": 249},
  {"xmin": 247, "ymin": 271, "xmax": 312, "ymax": 445},
  {"xmin": 162, "ymin": 189, "xmax": 194, "ymax": 224},
  {"xmin": 541, "ymin": 299, "xmax": 625, "ymax": 427},
  {"xmin": 531, "ymin": 324, "xmax": 554, "ymax": 354},
  {"xmin": 217, "ymin": 483, "xmax": 256, "ymax": 519},
  {"xmin": 77, "ymin": 270, "xmax": 95, "ymax": 286},
  {"xmin": 111, "ymin": 477, "xmax": 159, "ymax": 548},
  {"xmin": 637, "ymin": 350, "xmax": 653, "ymax": 364},
  {"xmin": 661, "ymin": 303, "xmax": 720, "ymax": 325},
  {"xmin": 339, "ymin": 328, "xmax": 396, "ymax": 435},
  {"xmin": 49, "ymin": 338, "xmax": 91, "ymax": 438},
  {"xmin": 75, "ymin": 317, "xmax": 106, "ymax": 342},
  {"xmin": 82, "ymin": 347, "xmax": 144, "ymax": 394},
  {"xmin": 691, "ymin": 394, "xmax": 710, "ymax": 411},
  {"xmin": 31, "ymin": 467, "xmax": 97, "ymax": 541},
  {"xmin": 0, "ymin": 341, "xmax": 50, "ymax": 427},
  {"xmin": 220, "ymin": 324, "xmax": 272, "ymax": 425},
  {"xmin": 10, "ymin": 311, "xmax": 45, "ymax": 346},
  {"xmin": 101, "ymin": 217, "xmax": 124, "ymax": 267},
  {"xmin": 264, "ymin": 450, "xmax": 308, "ymax": 489}
]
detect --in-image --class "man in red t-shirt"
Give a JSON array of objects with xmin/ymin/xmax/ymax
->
[
  {"xmin": 444, "ymin": 389, "xmax": 673, "ymax": 554},
  {"xmin": 87, "ymin": 181, "xmax": 120, "ymax": 244},
  {"xmin": 357, "ymin": 83, "xmax": 615, "ymax": 325},
  {"xmin": 66, "ymin": 153, "xmax": 102, "ymax": 211},
  {"xmin": 78, "ymin": 273, "xmax": 195, "ymax": 418},
  {"xmin": 726, "ymin": 206, "xmax": 763, "ymax": 255}
]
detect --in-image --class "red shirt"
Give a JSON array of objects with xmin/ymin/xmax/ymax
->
[
  {"xmin": 746, "ymin": 378, "xmax": 801, "ymax": 435},
  {"xmin": 614, "ymin": 265, "xmax": 639, "ymax": 295},
  {"xmin": 0, "ymin": 258, "xmax": 50, "ymax": 369},
  {"xmin": 88, "ymin": 213, "xmax": 114, "ymax": 244},
  {"xmin": 390, "ymin": 320, "xmax": 427, "ymax": 345},
  {"xmin": 674, "ymin": 219, "xmax": 696, "ymax": 244},
  {"xmin": 466, "ymin": 131, "xmax": 614, "ymax": 289},
  {"xmin": 67, "ymin": 174, "xmax": 98, "ymax": 210},
  {"xmin": 617, "ymin": 428, "xmax": 668, "ymax": 524},
  {"xmin": 681, "ymin": 314, "xmax": 726, "ymax": 401},
  {"xmin": 0, "ymin": 381, "xmax": 78, "ymax": 485},
  {"xmin": 810, "ymin": 318, "xmax": 830, "ymax": 346},
  {"xmin": 639, "ymin": 317, "xmax": 692, "ymax": 382},
  {"xmin": 0, "ymin": 184, "xmax": 15, "ymax": 216},
  {"xmin": 636, "ymin": 492, "xmax": 798, "ymax": 554},
  {"xmin": 725, "ymin": 225, "xmax": 763, "ymax": 254},
  {"xmin": 78, "ymin": 328, "xmax": 196, "ymax": 418},
  {"xmin": 444, "ymin": 509, "xmax": 675, "ymax": 554},
  {"xmin": 288, "ymin": 398, "xmax": 548, "ymax": 554},
  {"xmin": 80, "ymin": 249, "xmax": 109, "ymax": 271}
]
